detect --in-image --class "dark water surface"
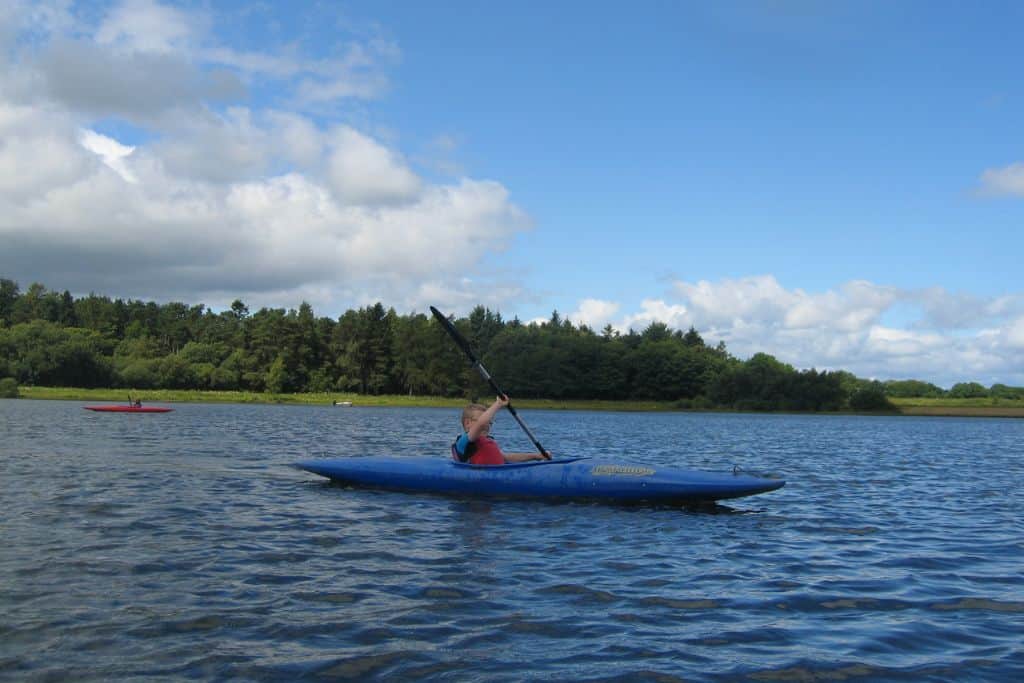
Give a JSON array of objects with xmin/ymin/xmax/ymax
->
[{"xmin": 2, "ymin": 399, "xmax": 1022, "ymax": 681}]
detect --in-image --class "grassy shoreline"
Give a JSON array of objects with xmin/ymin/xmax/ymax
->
[
  {"xmin": 11, "ymin": 387, "xmax": 1024, "ymax": 417},
  {"xmin": 889, "ymin": 397, "xmax": 1024, "ymax": 418},
  {"xmin": 14, "ymin": 386, "xmax": 676, "ymax": 411}
]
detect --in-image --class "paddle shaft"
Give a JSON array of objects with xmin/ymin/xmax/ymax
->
[{"xmin": 430, "ymin": 306, "xmax": 551, "ymax": 459}]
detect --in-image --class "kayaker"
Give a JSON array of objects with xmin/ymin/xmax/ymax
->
[{"xmin": 452, "ymin": 395, "xmax": 548, "ymax": 465}]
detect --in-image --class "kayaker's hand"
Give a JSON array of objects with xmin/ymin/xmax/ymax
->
[{"xmin": 495, "ymin": 394, "xmax": 510, "ymax": 409}]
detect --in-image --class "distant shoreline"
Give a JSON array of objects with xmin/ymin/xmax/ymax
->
[
  {"xmin": 894, "ymin": 405, "xmax": 1024, "ymax": 418},
  {"xmin": 10, "ymin": 387, "xmax": 1024, "ymax": 418}
]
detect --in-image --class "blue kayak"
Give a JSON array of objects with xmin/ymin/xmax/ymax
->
[{"xmin": 295, "ymin": 457, "xmax": 785, "ymax": 503}]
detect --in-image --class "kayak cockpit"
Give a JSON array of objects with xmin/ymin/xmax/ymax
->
[{"xmin": 450, "ymin": 457, "xmax": 588, "ymax": 469}]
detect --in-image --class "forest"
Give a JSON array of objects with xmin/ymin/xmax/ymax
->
[{"xmin": 2, "ymin": 278, "xmax": 1021, "ymax": 410}]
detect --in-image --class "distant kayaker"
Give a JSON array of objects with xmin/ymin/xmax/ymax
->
[{"xmin": 452, "ymin": 395, "xmax": 549, "ymax": 465}]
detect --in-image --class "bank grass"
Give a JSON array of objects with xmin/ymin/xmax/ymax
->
[
  {"xmin": 890, "ymin": 396, "xmax": 1024, "ymax": 418},
  {"xmin": 890, "ymin": 397, "xmax": 1024, "ymax": 408},
  {"xmin": 16, "ymin": 386, "xmax": 676, "ymax": 411},
  {"xmin": 16, "ymin": 386, "xmax": 1024, "ymax": 416}
]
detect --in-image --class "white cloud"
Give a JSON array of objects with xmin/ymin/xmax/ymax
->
[
  {"xmin": 979, "ymin": 162, "xmax": 1024, "ymax": 197},
  {"xmin": 864, "ymin": 326, "xmax": 946, "ymax": 357},
  {"xmin": 95, "ymin": 0, "xmax": 201, "ymax": 55},
  {"xmin": 0, "ymin": 2, "xmax": 529, "ymax": 316},
  {"xmin": 33, "ymin": 37, "xmax": 240, "ymax": 119},
  {"xmin": 569, "ymin": 299, "xmax": 620, "ymax": 329},
  {"xmin": 670, "ymin": 276, "xmax": 899, "ymax": 334},
  {"xmin": 6, "ymin": 0, "xmax": 395, "ymax": 122},
  {"xmin": 786, "ymin": 280, "xmax": 898, "ymax": 331},
  {"xmin": 912, "ymin": 286, "xmax": 998, "ymax": 329},
  {"xmin": 79, "ymin": 129, "xmax": 137, "ymax": 182},
  {"xmin": 325, "ymin": 126, "xmax": 421, "ymax": 205},
  {"xmin": 621, "ymin": 299, "xmax": 691, "ymax": 332},
  {"xmin": 0, "ymin": 104, "xmax": 99, "ymax": 200},
  {"xmin": 146, "ymin": 107, "xmax": 271, "ymax": 183},
  {"xmin": 266, "ymin": 111, "xmax": 323, "ymax": 168},
  {"xmin": 294, "ymin": 41, "xmax": 400, "ymax": 105},
  {"xmin": 596, "ymin": 277, "xmax": 1024, "ymax": 387},
  {"xmin": 1005, "ymin": 317, "xmax": 1024, "ymax": 349}
]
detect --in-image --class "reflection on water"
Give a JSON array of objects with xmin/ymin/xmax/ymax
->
[{"xmin": 2, "ymin": 399, "xmax": 1023, "ymax": 681}]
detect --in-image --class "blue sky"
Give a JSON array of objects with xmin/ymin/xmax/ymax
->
[{"xmin": 2, "ymin": 1, "xmax": 1023, "ymax": 386}]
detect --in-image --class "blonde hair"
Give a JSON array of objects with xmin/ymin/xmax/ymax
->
[{"xmin": 461, "ymin": 403, "xmax": 486, "ymax": 428}]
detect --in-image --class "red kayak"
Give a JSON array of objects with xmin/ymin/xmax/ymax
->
[{"xmin": 84, "ymin": 405, "xmax": 173, "ymax": 413}]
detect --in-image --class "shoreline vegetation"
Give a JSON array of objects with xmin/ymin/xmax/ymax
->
[
  {"xmin": 12, "ymin": 386, "xmax": 1024, "ymax": 418},
  {"xmin": 3, "ymin": 280, "xmax": 1023, "ymax": 415}
]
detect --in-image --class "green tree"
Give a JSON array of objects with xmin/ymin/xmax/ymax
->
[
  {"xmin": 215, "ymin": 350, "xmax": 248, "ymax": 390},
  {"xmin": 11, "ymin": 283, "xmax": 61, "ymax": 323},
  {"xmin": 335, "ymin": 303, "xmax": 396, "ymax": 394},
  {"xmin": 74, "ymin": 294, "xmax": 120, "ymax": 337},
  {"xmin": 1, "ymin": 320, "xmax": 113, "ymax": 387},
  {"xmin": 0, "ymin": 278, "xmax": 19, "ymax": 326},
  {"xmin": 265, "ymin": 355, "xmax": 289, "ymax": 394},
  {"xmin": 681, "ymin": 326, "xmax": 705, "ymax": 347},
  {"xmin": 468, "ymin": 305, "xmax": 504, "ymax": 359},
  {"xmin": 0, "ymin": 377, "xmax": 18, "ymax": 397},
  {"xmin": 641, "ymin": 322, "xmax": 672, "ymax": 343},
  {"xmin": 948, "ymin": 382, "xmax": 988, "ymax": 398},
  {"xmin": 990, "ymin": 383, "xmax": 1024, "ymax": 399},
  {"xmin": 630, "ymin": 341, "xmax": 708, "ymax": 400},
  {"xmin": 849, "ymin": 383, "xmax": 896, "ymax": 411},
  {"xmin": 884, "ymin": 379, "xmax": 945, "ymax": 398},
  {"xmin": 392, "ymin": 313, "xmax": 457, "ymax": 395},
  {"xmin": 709, "ymin": 353, "xmax": 795, "ymax": 410},
  {"xmin": 118, "ymin": 359, "xmax": 161, "ymax": 388}
]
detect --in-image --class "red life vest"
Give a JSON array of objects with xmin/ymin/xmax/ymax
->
[{"xmin": 452, "ymin": 434, "xmax": 505, "ymax": 465}]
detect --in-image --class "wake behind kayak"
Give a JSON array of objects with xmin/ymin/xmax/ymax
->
[{"xmin": 295, "ymin": 456, "xmax": 784, "ymax": 504}]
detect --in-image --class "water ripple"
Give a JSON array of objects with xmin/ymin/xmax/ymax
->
[{"xmin": 2, "ymin": 401, "xmax": 1023, "ymax": 681}]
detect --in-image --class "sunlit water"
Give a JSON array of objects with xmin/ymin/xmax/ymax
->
[{"xmin": 2, "ymin": 399, "xmax": 1022, "ymax": 681}]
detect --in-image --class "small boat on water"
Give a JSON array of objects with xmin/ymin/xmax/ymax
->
[
  {"xmin": 296, "ymin": 456, "xmax": 785, "ymax": 504},
  {"xmin": 84, "ymin": 405, "xmax": 173, "ymax": 413},
  {"xmin": 332, "ymin": 400, "xmax": 353, "ymax": 407}
]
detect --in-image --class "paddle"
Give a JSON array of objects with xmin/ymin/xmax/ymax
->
[{"xmin": 430, "ymin": 306, "xmax": 551, "ymax": 460}]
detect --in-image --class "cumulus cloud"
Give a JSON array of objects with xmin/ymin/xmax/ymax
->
[
  {"xmin": 621, "ymin": 299, "xmax": 692, "ymax": 333},
  {"xmin": 580, "ymin": 276, "xmax": 1024, "ymax": 387},
  {"xmin": 94, "ymin": 0, "xmax": 200, "ymax": 54},
  {"xmin": 5, "ymin": 0, "xmax": 395, "ymax": 121},
  {"xmin": 325, "ymin": 127, "xmax": 422, "ymax": 205},
  {"xmin": 79, "ymin": 129, "xmax": 137, "ymax": 182},
  {"xmin": 569, "ymin": 299, "xmax": 621, "ymax": 330},
  {"xmin": 0, "ymin": 0, "xmax": 529, "ymax": 315},
  {"xmin": 35, "ymin": 38, "xmax": 241, "ymax": 119},
  {"xmin": 1004, "ymin": 318, "xmax": 1024, "ymax": 349}
]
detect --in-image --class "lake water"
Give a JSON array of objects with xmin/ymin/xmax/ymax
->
[{"xmin": 1, "ymin": 399, "xmax": 1022, "ymax": 681}]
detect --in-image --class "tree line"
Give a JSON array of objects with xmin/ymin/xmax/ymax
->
[{"xmin": 1, "ymin": 278, "xmax": 1019, "ymax": 410}]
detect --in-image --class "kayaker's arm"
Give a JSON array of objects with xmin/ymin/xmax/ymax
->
[
  {"xmin": 467, "ymin": 396, "xmax": 505, "ymax": 442},
  {"xmin": 485, "ymin": 395, "xmax": 552, "ymax": 461},
  {"xmin": 503, "ymin": 452, "xmax": 548, "ymax": 462}
]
